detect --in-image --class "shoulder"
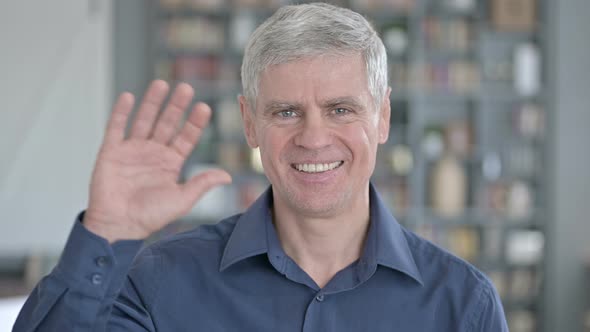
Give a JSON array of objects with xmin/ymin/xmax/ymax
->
[
  {"xmin": 126, "ymin": 215, "xmax": 241, "ymax": 284},
  {"xmin": 403, "ymin": 227, "xmax": 493, "ymax": 289},
  {"xmin": 141, "ymin": 214, "xmax": 241, "ymax": 263},
  {"xmin": 402, "ymin": 228, "xmax": 505, "ymax": 330},
  {"xmin": 155, "ymin": 214, "xmax": 240, "ymax": 247}
]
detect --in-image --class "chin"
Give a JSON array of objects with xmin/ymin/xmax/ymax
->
[{"xmin": 286, "ymin": 188, "xmax": 350, "ymax": 218}]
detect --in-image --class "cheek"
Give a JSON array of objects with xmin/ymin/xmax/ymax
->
[
  {"xmin": 257, "ymin": 126, "xmax": 291, "ymax": 165},
  {"xmin": 342, "ymin": 123, "xmax": 377, "ymax": 156}
]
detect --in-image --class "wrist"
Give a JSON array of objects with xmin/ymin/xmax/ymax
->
[{"xmin": 83, "ymin": 212, "xmax": 148, "ymax": 243}]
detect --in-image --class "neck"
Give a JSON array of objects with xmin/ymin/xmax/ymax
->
[{"xmin": 272, "ymin": 188, "xmax": 371, "ymax": 288}]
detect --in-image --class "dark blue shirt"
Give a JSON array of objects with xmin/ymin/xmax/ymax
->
[{"xmin": 14, "ymin": 185, "xmax": 507, "ymax": 331}]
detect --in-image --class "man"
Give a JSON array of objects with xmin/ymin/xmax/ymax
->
[{"xmin": 14, "ymin": 3, "xmax": 508, "ymax": 331}]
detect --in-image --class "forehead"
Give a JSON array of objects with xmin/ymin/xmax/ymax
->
[{"xmin": 257, "ymin": 54, "xmax": 370, "ymax": 107}]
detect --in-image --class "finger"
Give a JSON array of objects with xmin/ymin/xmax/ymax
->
[
  {"xmin": 181, "ymin": 169, "xmax": 232, "ymax": 207},
  {"xmin": 170, "ymin": 102, "xmax": 211, "ymax": 159},
  {"xmin": 130, "ymin": 80, "xmax": 170, "ymax": 139},
  {"xmin": 104, "ymin": 92, "xmax": 135, "ymax": 145},
  {"xmin": 152, "ymin": 82, "xmax": 194, "ymax": 144}
]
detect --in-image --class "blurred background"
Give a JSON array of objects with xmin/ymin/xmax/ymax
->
[{"xmin": 0, "ymin": 0, "xmax": 589, "ymax": 331}]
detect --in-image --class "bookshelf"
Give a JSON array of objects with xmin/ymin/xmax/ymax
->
[{"xmin": 150, "ymin": 0, "xmax": 547, "ymax": 330}]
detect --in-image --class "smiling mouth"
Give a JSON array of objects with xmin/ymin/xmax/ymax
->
[{"xmin": 291, "ymin": 161, "xmax": 344, "ymax": 173}]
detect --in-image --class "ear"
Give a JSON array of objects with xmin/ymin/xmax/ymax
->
[
  {"xmin": 239, "ymin": 95, "xmax": 259, "ymax": 148},
  {"xmin": 378, "ymin": 87, "xmax": 392, "ymax": 144}
]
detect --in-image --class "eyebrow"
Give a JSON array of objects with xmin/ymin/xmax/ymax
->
[
  {"xmin": 262, "ymin": 97, "xmax": 365, "ymax": 114},
  {"xmin": 321, "ymin": 97, "xmax": 365, "ymax": 110},
  {"xmin": 263, "ymin": 101, "xmax": 303, "ymax": 115}
]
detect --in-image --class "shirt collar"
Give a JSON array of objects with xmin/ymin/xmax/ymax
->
[
  {"xmin": 363, "ymin": 183, "xmax": 423, "ymax": 285},
  {"xmin": 219, "ymin": 183, "xmax": 423, "ymax": 286},
  {"xmin": 219, "ymin": 190, "xmax": 271, "ymax": 271}
]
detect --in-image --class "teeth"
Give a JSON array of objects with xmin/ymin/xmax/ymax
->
[{"xmin": 294, "ymin": 161, "xmax": 342, "ymax": 173}]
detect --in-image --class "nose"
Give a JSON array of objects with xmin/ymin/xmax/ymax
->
[{"xmin": 293, "ymin": 112, "xmax": 332, "ymax": 150}]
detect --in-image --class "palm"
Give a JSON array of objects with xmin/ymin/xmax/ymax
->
[
  {"xmin": 92, "ymin": 141, "xmax": 183, "ymax": 229},
  {"xmin": 85, "ymin": 81, "xmax": 231, "ymax": 241}
]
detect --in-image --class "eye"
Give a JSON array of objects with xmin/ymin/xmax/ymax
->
[
  {"xmin": 278, "ymin": 110, "xmax": 297, "ymax": 118},
  {"xmin": 333, "ymin": 107, "xmax": 350, "ymax": 115}
]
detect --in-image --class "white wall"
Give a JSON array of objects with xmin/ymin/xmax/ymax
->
[
  {"xmin": 0, "ymin": 296, "xmax": 26, "ymax": 332},
  {"xmin": 0, "ymin": 1, "xmax": 112, "ymax": 254}
]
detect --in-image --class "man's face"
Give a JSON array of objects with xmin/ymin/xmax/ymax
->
[{"xmin": 240, "ymin": 54, "xmax": 391, "ymax": 217}]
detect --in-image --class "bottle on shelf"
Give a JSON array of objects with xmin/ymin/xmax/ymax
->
[{"xmin": 431, "ymin": 153, "xmax": 467, "ymax": 218}]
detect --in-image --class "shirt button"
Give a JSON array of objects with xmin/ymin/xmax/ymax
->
[
  {"xmin": 316, "ymin": 294, "xmax": 325, "ymax": 302},
  {"xmin": 91, "ymin": 273, "xmax": 103, "ymax": 285},
  {"xmin": 96, "ymin": 256, "xmax": 108, "ymax": 268}
]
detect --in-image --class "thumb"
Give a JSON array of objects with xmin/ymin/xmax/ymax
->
[{"xmin": 181, "ymin": 168, "xmax": 232, "ymax": 207}]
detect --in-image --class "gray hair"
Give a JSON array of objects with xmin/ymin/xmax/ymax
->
[{"xmin": 240, "ymin": 2, "xmax": 388, "ymax": 110}]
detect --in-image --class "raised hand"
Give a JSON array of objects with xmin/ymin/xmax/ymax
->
[{"xmin": 84, "ymin": 80, "xmax": 232, "ymax": 243}]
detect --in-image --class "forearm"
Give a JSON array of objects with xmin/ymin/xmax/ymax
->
[{"xmin": 13, "ymin": 213, "xmax": 144, "ymax": 331}]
